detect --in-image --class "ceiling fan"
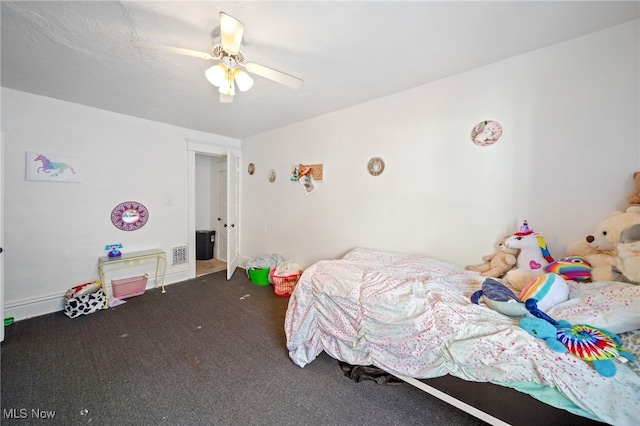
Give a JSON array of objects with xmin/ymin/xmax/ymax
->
[{"xmin": 132, "ymin": 12, "xmax": 303, "ymax": 103}]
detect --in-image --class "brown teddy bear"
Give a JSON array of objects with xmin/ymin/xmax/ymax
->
[
  {"xmin": 465, "ymin": 236, "xmax": 519, "ymax": 278},
  {"xmin": 627, "ymin": 171, "xmax": 640, "ymax": 207},
  {"xmin": 566, "ymin": 206, "xmax": 640, "ymax": 281}
]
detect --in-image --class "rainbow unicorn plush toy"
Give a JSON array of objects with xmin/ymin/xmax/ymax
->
[{"xmin": 504, "ymin": 221, "xmax": 556, "ymax": 291}]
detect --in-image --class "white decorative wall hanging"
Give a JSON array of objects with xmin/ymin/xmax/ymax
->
[
  {"xmin": 26, "ymin": 151, "xmax": 82, "ymax": 183},
  {"xmin": 367, "ymin": 157, "xmax": 385, "ymax": 176},
  {"xmin": 471, "ymin": 120, "xmax": 503, "ymax": 146}
]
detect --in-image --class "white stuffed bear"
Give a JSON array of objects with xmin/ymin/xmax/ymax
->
[{"xmin": 567, "ymin": 206, "xmax": 640, "ymax": 282}]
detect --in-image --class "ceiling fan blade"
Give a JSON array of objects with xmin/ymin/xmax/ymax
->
[
  {"xmin": 220, "ymin": 93, "xmax": 234, "ymax": 103},
  {"xmin": 220, "ymin": 12, "xmax": 244, "ymax": 55},
  {"xmin": 131, "ymin": 40, "xmax": 214, "ymax": 60},
  {"xmin": 244, "ymin": 62, "xmax": 303, "ymax": 90}
]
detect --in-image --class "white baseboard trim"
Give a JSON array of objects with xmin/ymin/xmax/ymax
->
[
  {"xmin": 5, "ymin": 294, "xmax": 66, "ymax": 323},
  {"xmin": 4, "ymin": 268, "xmax": 192, "ymax": 322}
]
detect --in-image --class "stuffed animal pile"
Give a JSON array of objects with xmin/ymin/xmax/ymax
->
[
  {"xmin": 468, "ymin": 221, "xmax": 592, "ymax": 290},
  {"xmin": 470, "ymin": 171, "xmax": 640, "ymax": 286}
]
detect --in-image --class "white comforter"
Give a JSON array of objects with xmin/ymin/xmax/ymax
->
[{"xmin": 285, "ymin": 248, "xmax": 640, "ymax": 426}]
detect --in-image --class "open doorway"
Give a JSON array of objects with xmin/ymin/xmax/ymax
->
[
  {"xmin": 188, "ymin": 140, "xmax": 240, "ymax": 280},
  {"xmin": 195, "ymin": 153, "xmax": 227, "ymax": 277}
]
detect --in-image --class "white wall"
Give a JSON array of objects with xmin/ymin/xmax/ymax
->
[
  {"xmin": 1, "ymin": 88, "xmax": 239, "ymax": 319},
  {"xmin": 240, "ymin": 20, "xmax": 640, "ymax": 269}
]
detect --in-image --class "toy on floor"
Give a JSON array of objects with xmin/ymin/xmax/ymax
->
[
  {"xmin": 520, "ymin": 315, "xmax": 636, "ymax": 377},
  {"xmin": 465, "ymin": 235, "xmax": 519, "ymax": 278},
  {"xmin": 503, "ymin": 221, "xmax": 555, "ymax": 291}
]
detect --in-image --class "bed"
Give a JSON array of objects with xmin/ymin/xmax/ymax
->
[{"xmin": 284, "ymin": 247, "xmax": 640, "ymax": 426}]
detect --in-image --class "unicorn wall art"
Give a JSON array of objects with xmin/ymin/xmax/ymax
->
[{"xmin": 26, "ymin": 152, "xmax": 81, "ymax": 182}]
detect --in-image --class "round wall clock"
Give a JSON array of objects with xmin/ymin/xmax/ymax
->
[{"xmin": 111, "ymin": 201, "xmax": 149, "ymax": 231}]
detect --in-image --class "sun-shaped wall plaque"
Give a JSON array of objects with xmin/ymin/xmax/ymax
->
[{"xmin": 111, "ymin": 201, "xmax": 149, "ymax": 231}]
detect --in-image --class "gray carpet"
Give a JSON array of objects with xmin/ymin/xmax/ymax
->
[{"xmin": 1, "ymin": 269, "xmax": 486, "ymax": 426}]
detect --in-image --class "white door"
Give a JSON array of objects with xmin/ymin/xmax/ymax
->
[
  {"xmin": 217, "ymin": 170, "xmax": 228, "ymax": 261},
  {"xmin": 226, "ymin": 150, "xmax": 239, "ymax": 279}
]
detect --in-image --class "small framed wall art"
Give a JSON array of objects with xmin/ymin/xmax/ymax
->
[
  {"xmin": 290, "ymin": 164, "xmax": 324, "ymax": 182},
  {"xmin": 26, "ymin": 151, "xmax": 82, "ymax": 183}
]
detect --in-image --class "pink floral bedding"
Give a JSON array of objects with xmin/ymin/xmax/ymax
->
[{"xmin": 284, "ymin": 248, "xmax": 640, "ymax": 426}]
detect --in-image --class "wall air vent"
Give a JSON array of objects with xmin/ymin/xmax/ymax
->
[{"xmin": 172, "ymin": 245, "xmax": 188, "ymax": 265}]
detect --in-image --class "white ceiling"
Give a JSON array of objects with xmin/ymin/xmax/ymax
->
[{"xmin": 2, "ymin": 1, "xmax": 638, "ymax": 140}]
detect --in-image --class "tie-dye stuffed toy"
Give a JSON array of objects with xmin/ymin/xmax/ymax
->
[{"xmin": 520, "ymin": 315, "xmax": 636, "ymax": 377}]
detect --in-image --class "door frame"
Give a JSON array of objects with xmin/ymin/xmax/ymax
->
[
  {"xmin": 217, "ymin": 169, "xmax": 228, "ymax": 261},
  {"xmin": 187, "ymin": 140, "xmax": 240, "ymax": 279},
  {"xmin": 1, "ymin": 133, "xmax": 4, "ymax": 342}
]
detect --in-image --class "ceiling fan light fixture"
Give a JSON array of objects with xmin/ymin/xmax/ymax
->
[
  {"xmin": 220, "ymin": 12, "xmax": 245, "ymax": 55},
  {"xmin": 233, "ymin": 68, "xmax": 254, "ymax": 92},
  {"xmin": 218, "ymin": 79, "xmax": 236, "ymax": 97},
  {"xmin": 205, "ymin": 63, "xmax": 227, "ymax": 87},
  {"xmin": 219, "ymin": 93, "xmax": 234, "ymax": 104}
]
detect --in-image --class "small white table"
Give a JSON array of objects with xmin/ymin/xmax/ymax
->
[{"xmin": 98, "ymin": 249, "xmax": 167, "ymax": 307}]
